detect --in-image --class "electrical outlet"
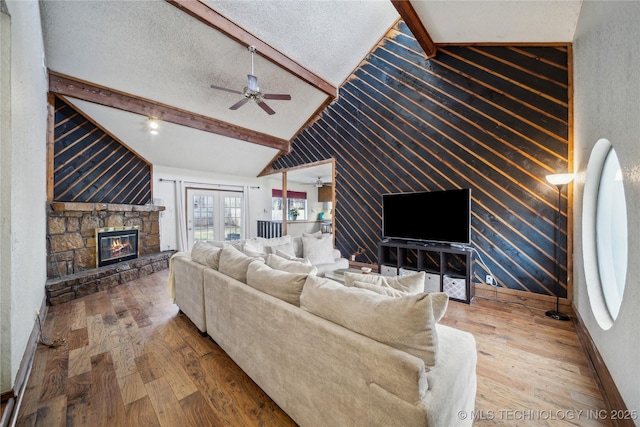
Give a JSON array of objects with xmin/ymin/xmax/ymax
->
[{"xmin": 485, "ymin": 275, "xmax": 494, "ymax": 285}]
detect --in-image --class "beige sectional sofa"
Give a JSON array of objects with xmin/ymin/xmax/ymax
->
[
  {"xmin": 169, "ymin": 238, "xmax": 477, "ymax": 427},
  {"xmin": 170, "ymin": 234, "xmax": 348, "ymax": 334}
]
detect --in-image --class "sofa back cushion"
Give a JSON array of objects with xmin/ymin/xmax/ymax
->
[
  {"xmin": 219, "ymin": 244, "xmax": 264, "ymax": 283},
  {"xmin": 344, "ymin": 271, "xmax": 425, "ymax": 295},
  {"xmin": 252, "ymin": 235, "xmax": 292, "ymax": 249},
  {"xmin": 300, "ymin": 275, "xmax": 448, "ymax": 370},
  {"xmin": 351, "ymin": 280, "xmax": 407, "ymax": 297},
  {"xmin": 246, "ymin": 261, "xmax": 309, "ymax": 306},
  {"xmin": 191, "ymin": 241, "xmax": 222, "ymax": 270},
  {"xmin": 265, "ymin": 253, "xmax": 317, "ymax": 275},
  {"xmin": 241, "ymin": 241, "xmax": 266, "ymax": 257}
]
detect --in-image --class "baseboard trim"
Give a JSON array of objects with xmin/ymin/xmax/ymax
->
[
  {"xmin": 0, "ymin": 396, "xmax": 15, "ymax": 427},
  {"xmin": 0, "ymin": 390, "xmax": 14, "ymax": 404},
  {"xmin": 474, "ymin": 283, "xmax": 573, "ymax": 314},
  {"xmin": 2, "ymin": 296, "xmax": 49, "ymax": 426},
  {"xmin": 572, "ymin": 305, "xmax": 633, "ymax": 427}
]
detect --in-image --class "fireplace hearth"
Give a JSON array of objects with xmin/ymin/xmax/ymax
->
[{"xmin": 96, "ymin": 226, "xmax": 139, "ymax": 267}]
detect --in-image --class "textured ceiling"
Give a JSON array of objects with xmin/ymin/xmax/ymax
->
[
  {"xmin": 40, "ymin": 0, "xmax": 583, "ymax": 178},
  {"xmin": 411, "ymin": 1, "xmax": 583, "ymax": 43},
  {"xmin": 206, "ymin": 0, "xmax": 400, "ymax": 87}
]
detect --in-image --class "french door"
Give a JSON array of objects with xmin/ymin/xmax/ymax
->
[{"xmin": 186, "ymin": 188, "xmax": 243, "ymax": 250}]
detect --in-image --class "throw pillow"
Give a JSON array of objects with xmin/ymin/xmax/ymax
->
[
  {"xmin": 351, "ymin": 280, "xmax": 407, "ymax": 297},
  {"xmin": 266, "ymin": 253, "xmax": 316, "ymax": 275},
  {"xmin": 302, "ymin": 235, "xmax": 335, "ymax": 265},
  {"xmin": 190, "ymin": 241, "xmax": 222, "ymax": 270},
  {"xmin": 270, "ymin": 242, "xmax": 296, "ymax": 257},
  {"xmin": 242, "ymin": 241, "xmax": 266, "ymax": 257},
  {"xmin": 218, "ymin": 244, "xmax": 264, "ymax": 283},
  {"xmin": 246, "ymin": 261, "xmax": 309, "ymax": 306},
  {"xmin": 252, "ymin": 235, "xmax": 292, "ymax": 248},
  {"xmin": 273, "ymin": 248, "xmax": 310, "ymax": 262},
  {"xmin": 343, "ymin": 271, "xmax": 425, "ymax": 294},
  {"xmin": 302, "ymin": 231, "xmax": 323, "ymax": 238},
  {"xmin": 300, "ymin": 275, "xmax": 448, "ymax": 370}
]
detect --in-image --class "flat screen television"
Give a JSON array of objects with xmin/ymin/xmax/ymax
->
[{"xmin": 382, "ymin": 189, "xmax": 471, "ymax": 245}]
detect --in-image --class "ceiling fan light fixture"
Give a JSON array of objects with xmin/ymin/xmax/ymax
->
[{"xmin": 209, "ymin": 45, "xmax": 291, "ymax": 115}]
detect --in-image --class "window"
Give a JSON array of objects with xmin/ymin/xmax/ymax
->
[
  {"xmin": 224, "ymin": 195, "xmax": 243, "ymax": 240},
  {"xmin": 186, "ymin": 189, "xmax": 244, "ymax": 249},
  {"xmin": 582, "ymin": 139, "xmax": 628, "ymax": 329},
  {"xmin": 272, "ymin": 189, "xmax": 307, "ymax": 220}
]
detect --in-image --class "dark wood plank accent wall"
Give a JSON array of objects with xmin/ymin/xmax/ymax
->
[
  {"xmin": 51, "ymin": 96, "xmax": 152, "ymax": 205},
  {"xmin": 271, "ymin": 22, "xmax": 571, "ymax": 297}
]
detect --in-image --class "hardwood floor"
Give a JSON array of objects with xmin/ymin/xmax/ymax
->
[{"xmin": 14, "ymin": 269, "xmax": 610, "ymax": 426}]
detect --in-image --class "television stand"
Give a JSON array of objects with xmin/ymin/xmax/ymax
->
[{"xmin": 378, "ymin": 240, "xmax": 473, "ymax": 304}]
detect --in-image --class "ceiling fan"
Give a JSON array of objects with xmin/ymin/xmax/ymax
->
[{"xmin": 210, "ymin": 46, "xmax": 291, "ymax": 115}]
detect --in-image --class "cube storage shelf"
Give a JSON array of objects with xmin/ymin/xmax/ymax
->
[{"xmin": 378, "ymin": 240, "xmax": 474, "ymax": 304}]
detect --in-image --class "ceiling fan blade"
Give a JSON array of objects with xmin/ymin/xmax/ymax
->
[
  {"xmin": 257, "ymin": 101, "xmax": 276, "ymax": 115},
  {"xmin": 211, "ymin": 84, "xmax": 242, "ymax": 95},
  {"xmin": 247, "ymin": 74, "xmax": 259, "ymax": 92},
  {"xmin": 263, "ymin": 94, "xmax": 292, "ymax": 101},
  {"xmin": 229, "ymin": 98, "xmax": 249, "ymax": 110}
]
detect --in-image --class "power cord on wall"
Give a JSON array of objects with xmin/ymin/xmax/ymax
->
[{"xmin": 465, "ymin": 244, "xmax": 536, "ymax": 316}]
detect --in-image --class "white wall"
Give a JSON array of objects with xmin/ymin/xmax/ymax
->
[
  {"xmin": 572, "ymin": 1, "xmax": 640, "ymax": 416},
  {"xmin": 154, "ymin": 166, "xmax": 274, "ymax": 250},
  {"xmin": 0, "ymin": 0, "xmax": 12, "ymax": 394},
  {"xmin": 1, "ymin": 0, "xmax": 48, "ymax": 388}
]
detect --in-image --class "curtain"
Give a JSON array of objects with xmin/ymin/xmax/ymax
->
[
  {"xmin": 174, "ymin": 180, "xmax": 188, "ymax": 251},
  {"xmin": 243, "ymin": 185, "xmax": 252, "ymax": 239}
]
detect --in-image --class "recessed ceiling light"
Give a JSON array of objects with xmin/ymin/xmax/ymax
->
[{"xmin": 147, "ymin": 118, "xmax": 160, "ymax": 134}]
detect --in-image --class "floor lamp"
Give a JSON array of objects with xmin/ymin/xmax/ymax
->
[{"xmin": 545, "ymin": 173, "xmax": 573, "ymax": 321}]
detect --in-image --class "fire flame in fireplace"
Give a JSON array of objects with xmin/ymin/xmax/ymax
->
[{"xmin": 110, "ymin": 238, "xmax": 133, "ymax": 257}]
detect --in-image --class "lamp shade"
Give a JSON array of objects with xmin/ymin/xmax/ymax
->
[{"xmin": 546, "ymin": 173, "xmax": 574, "ymax": 186}]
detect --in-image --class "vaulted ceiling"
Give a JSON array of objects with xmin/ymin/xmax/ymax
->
[{"xmin": 40, "ymin": 0, "xmax": 582, "ymax": 182}]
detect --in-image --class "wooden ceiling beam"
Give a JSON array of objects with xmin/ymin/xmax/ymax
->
[
  {"xmin": 167, "ymin": 0, "xmax": 338, "ymax": 99},
  {"xmin": 48, "ymin": 71, "xmax": 291, "ymax": 153},
  {"xmin": 391, "ymin": 1, "xmax": 437, "ymax": 59}
]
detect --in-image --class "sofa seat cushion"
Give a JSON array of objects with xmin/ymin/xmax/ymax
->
[
  {"xmin": 344, "ymin": 271, "xmax": 425, "ymax": 295},
  {"xmin": 219, "ymin": 244, "xmax": 264, "ymax": 283},
  {"xmin": 246, "ymin": 261, "xmax": 309, "ymax": 306},
  {"xmin": 266, "ymin": 253, "xmax": 317, "ymax": 275},
  {"xmin": 301, "ymin": 275, "xmax": 448, "ymax": 370}
]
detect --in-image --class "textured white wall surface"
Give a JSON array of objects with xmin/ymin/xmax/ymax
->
[
  {"xmin": 572, "ymin": 1, "xmax": 640, "ymax": 415},
  {"xmin": 5, "ymin": 0, "xmax": 48, "ymax": 385},
  {"xmin": 0, "ymin": 0, "xmax": 12, "ymax": 394}
]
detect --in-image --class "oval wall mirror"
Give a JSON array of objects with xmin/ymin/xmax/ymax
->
[{"xmin": 582, "ymin": 139, "xmax": 628, "ymax": 329}]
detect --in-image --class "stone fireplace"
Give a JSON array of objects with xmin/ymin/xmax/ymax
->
[
  {"xmin": 45, "ymin": 202, "xmax": 173, "ymax": 305},
  {"xmin": 47, "ymin": 202, "xmax": 163, "ymax": 277}
]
